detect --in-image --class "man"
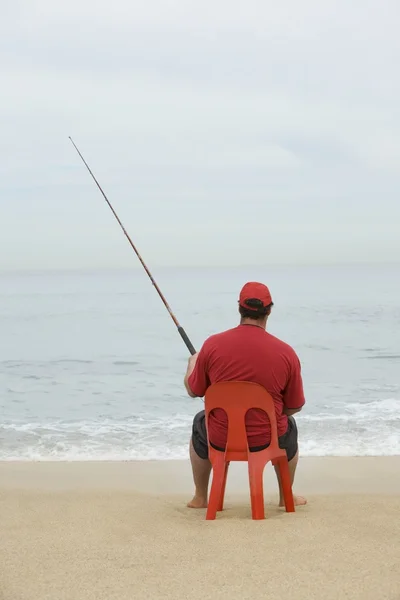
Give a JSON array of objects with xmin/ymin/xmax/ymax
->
[{"xmin": 183, "ymin": 281, "xmax": 307, "ymax": 509}]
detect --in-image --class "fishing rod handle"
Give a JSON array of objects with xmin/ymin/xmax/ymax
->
[{"xmin": 178, "ymin": 326, "xmax": 197, "ymax": 355}]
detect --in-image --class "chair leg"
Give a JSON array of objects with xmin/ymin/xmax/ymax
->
[
  {"xmin": 206, "ymin": 455, "xmax": 226, "ymax": 520},
  {"xmin": 218, "ymin": 461, "xmax": 230, "ymax": 512},
  {"xmin": 248, "ymin": 459, "xmax": 266, "ymax": 520},
  {"xmin": 278, "ymin": 457, "xmax": 295, "ymax": 513}
]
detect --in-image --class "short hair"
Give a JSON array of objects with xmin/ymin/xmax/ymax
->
[{"xmin": 239, "ymin": 299, "xmax": 273, "ymax": 320}]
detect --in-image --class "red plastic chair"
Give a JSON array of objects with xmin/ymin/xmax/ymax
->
[{"xmin": 204, "ymin": 381, "xmax": 295, "ymax": 520}]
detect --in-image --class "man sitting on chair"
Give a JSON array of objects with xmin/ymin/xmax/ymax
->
[{"xmin": 183, "ymin": 281, "xmax": 307, "ymax": 509}]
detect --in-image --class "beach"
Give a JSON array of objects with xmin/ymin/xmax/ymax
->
[
  {"xmin": 1, "ymin": 457, "xmax": 399, "ymax": 600},
  {"xmin": 2, "ymin": 267, "xmax": 400, "ymax": 599}
]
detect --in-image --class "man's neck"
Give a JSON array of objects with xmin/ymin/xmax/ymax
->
[{"xmin": 239, "ymin": 318, "xmax": 267, "ymax": 330}]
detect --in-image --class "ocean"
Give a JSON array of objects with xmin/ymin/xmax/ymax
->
[{"xmin": 1, "ymin": 264, "xmax": 399, "ymax": 460}]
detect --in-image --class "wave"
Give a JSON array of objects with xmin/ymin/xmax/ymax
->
[
  {"xmin": 297, "ymin": 398, "xmax": 400, "ymax": 421},
  {"xmin": 365, "ymin": 354, "xmax": 400, "ymax": 360},
  {"xmin": 1, "ymin": 359, "xmax": 94, "ymax": 368},
  {"xmin": 0, "ymin": 404, "xmax": 398, "ymax": 460},
  {"xmin": 2, "ymin": 358, "xmax": 141, "ymax": 368},
  {"xmin": 0, "ymin": 442, "xmax": 398, "ymax": 461},
  {"xmin": 112, "ymin": 361, "xmax": 140, "ymax": 366}
]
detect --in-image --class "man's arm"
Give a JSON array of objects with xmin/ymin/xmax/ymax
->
[
  {"xmin": 282, "ymin": 352, "xmax": 306, "ymax": 415},
  {"xmin": 183, "ymin": 342, "xmax": 210, "ymax": 398},
  {"xmin": 283, "ymin": 407, "xmax": 303, "ymax": 416},
  {"xmin": 184, "ymin": 353, "xmax": 199, "ymax": 398}
]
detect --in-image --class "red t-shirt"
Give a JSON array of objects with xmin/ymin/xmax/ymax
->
[{"xmin": 188, "ymin": 324, "xmax": 305, "ymax": 447}]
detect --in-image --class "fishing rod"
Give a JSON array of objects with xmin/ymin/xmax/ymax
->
[{"xmin": 68, "ymin": 136, "xmax": 197, "ymax": 356}]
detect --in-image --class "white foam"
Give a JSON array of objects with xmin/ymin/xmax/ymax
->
[{"xmin": 0, "ymin": 404, "xmax": 399, "ymax": 460}]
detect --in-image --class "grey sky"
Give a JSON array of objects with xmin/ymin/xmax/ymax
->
[{"xmin": 1, "ymin": 0, "xmax": 399, "ymax": 269}]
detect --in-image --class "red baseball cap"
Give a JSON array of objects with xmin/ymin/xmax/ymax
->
[{"xmin": 239, "ymin": 281, "xmax": 273, "ymax": 310}]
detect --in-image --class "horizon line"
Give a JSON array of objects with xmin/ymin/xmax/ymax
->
[{"xmin": 1, "ymin": 261, "xmax": 400, "ymax": 275}]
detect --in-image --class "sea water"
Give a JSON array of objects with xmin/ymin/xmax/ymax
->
[{"xmin": 1, "ymin": 264, "xmax": 399, "ymax": 460}]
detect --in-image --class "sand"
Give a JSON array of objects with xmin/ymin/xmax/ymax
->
[{"xmin": 0, "ymin": 457, "xmax": 399, "ymax": 600}]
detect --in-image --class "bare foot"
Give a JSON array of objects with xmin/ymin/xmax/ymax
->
[
  {"xmin": 187, "ymin": 496, "xmax": 208, "ymax": 509},
  {"xmin": 279, "ymin": 494, "xmax": 307, "ymax": 507}
]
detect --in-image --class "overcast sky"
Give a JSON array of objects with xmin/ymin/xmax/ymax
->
[{"xmin": 1, "ymin": 0, "xmax": 399, "ymax": 270}]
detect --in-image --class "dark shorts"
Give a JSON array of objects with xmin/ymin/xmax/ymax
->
[{"xmin": 191, "ymin": 411, "xmax": 298, "ymax": 462}]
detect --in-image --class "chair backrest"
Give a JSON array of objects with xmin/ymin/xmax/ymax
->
[{"xmin": 204, "ymin": 381, "xmax": 279, "ymax": 455}]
